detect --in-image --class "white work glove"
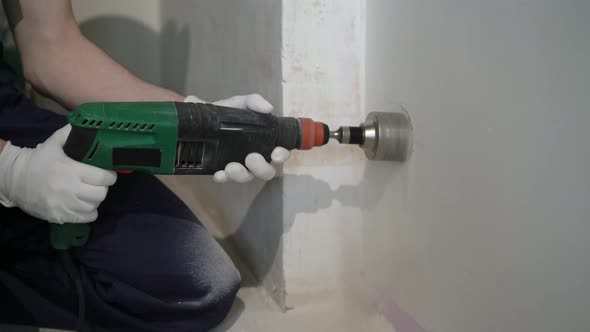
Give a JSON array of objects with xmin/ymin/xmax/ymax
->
[
  {"xmin": 185, "ymin": 94, "xmax": 291, "ymax": 183},
  {"xmin": 0, "ymin": 125, "xmax": 117, "ymax": 224}
]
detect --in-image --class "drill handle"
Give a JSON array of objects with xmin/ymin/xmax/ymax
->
[
  {"xmin": 63, "ymin": 125, "xmax": 98, "ymax": 163},
  {"xmin": 50, "ymin": 125, "xmax": 94, "ymax": 250}
]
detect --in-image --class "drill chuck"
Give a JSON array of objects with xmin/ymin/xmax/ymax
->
[{"xmin": 298, "ymin": 118, "xmax": 330, "ymax": 150}]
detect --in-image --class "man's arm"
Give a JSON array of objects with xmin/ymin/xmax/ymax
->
[
  {"xmin": 1, "ymin": 0, "xmax": 290, "ymax": 185},
  {"xmin": 3, "ymin": 0, "xmax": 184, "ymax": 109}
]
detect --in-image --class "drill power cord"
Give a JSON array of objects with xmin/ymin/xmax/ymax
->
[{"xmin": 59, "ymin": 249, "xmax": 86, "ymax": 332}]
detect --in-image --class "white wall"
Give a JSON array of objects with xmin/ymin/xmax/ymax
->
[
  {"xmin": 280, "ymin": 0, "xmax": 367, "ymax": 306},
  {"xmin": 362, "ymin": 1, "xmax": 590, "ymax": 331}
]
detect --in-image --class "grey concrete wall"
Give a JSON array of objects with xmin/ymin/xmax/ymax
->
[
  {"xmin": 363, "ymin": 0, "xmax": 590, "ymax": 331},
  {"xmin": 159, "ymin": 0, "xmax": 287, "ymax": 306},
  {"xmin": 72, "ymin": 0, "xmax": 162, "ymax": 85}
]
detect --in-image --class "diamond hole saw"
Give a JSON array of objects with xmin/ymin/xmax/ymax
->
[{"xmin": 52, "ymin": 102, "xmax": 413, "ymax": 250}]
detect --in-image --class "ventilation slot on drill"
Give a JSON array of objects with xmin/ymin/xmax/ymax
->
[
  {"xmin": 109, "ymin": 122, "xmax": 156, "ymax": 131},
  {"xmin": 87, "ymin": 141, "xmax": 100, "ymax": 160},
  {"xmin": 175, "ymin": 142, "xmax": 204, "ymax": 169},
  {"xmin": 81, "ymin": 119, "xmax": 103, "ymax": 128}
]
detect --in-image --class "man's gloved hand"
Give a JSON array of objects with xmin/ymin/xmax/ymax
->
[
  {"xmin": 185, "ymin": 94, "xmax": 291, "ymax": 183},
  {"xmin": 0, "ymin": 125, "xmax": 117, "ymax": 224}
]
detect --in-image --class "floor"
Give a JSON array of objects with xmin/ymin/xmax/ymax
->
[
  {"xmin": 0, "ymin": 284, "xmax": 393, "ymax": 332},
  {"xmin": 0, "ymin": 287, "xmax": 392, "ymax": 332},
  {"xmin": 211, "ymin": 246, "xmax": 394, "ymax": 332},
  {"xmin": 0, "ymin": 243, "xmax": 394, "ymax": 332},
  {"xmin": 213, "ymin": 289, "xmax": 394, "ymax": 332}
]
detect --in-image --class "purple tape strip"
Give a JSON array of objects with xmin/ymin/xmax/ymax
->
[{"xmin": 376, "ymin": 290, "xmax": 428, "ymax": 332}]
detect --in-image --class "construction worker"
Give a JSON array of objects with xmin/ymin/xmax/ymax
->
[{"xmin": 0, "ymin": 1, "xmax": 289, "ymax": 331}]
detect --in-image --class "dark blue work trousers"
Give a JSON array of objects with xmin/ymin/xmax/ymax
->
[{"xmin": 0, "ymin": 61, "xmax": 240, "ymax": 332}]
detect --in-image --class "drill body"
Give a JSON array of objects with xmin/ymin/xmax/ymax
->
[{"xmin": 63, "ymin": 102, "xmax": 325, "ymax": 174}]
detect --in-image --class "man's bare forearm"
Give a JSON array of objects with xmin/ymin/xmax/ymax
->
[
  {"xmin": 5, "ymin": 0, "xmax": 184, "ymax": 109},
  {"xmin": 0, "ymin": 139, "xmax": 5, "ymax": 153},
  {"xmin": 28, "ymin": 30, "xmax": 184, "ymax": 108}
]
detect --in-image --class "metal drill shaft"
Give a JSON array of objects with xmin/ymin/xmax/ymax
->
[
  {"xmin": 329, "ymin": 127, "xmax": 364, "ymax": 145},
  {"xmin": 329, "ymin": 129, "xmax": 341, "ymax": 142}
]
